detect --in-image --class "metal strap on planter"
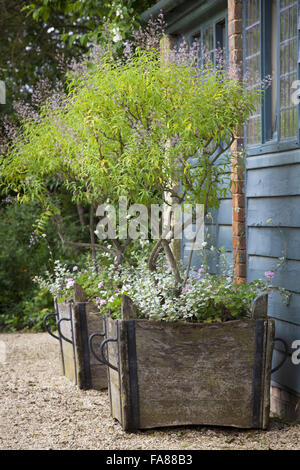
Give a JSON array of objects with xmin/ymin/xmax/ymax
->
[
  {"xmin": 89, "ymin": 317, "xmax": 118, "ymax": 372},
  {"xmin": 43, "ymin": 312, "xmax": 60, "ymax": 341},
  {"xmin": 271, "ymin": 337, "xmax": 289, "ymax": 374},
  {"xmin": 57, "ymin": 317, "xmax": 73, "ymax": 344},
  {"xmin": 89, "ymin": 333, "xmax": 118, "ymax": 372}
]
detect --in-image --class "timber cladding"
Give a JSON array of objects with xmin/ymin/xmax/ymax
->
[
  {"xmin": 105, "ymin": 316, "xmax": 275, "ymax": 430},
  {"xmin": 55, "ymin": 300, "xmax": 107, "ymax": 391}
]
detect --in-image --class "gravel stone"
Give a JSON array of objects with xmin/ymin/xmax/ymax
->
[{"xmin": 0, "ymin": 332, "xmax": 299, "ymax": 450}]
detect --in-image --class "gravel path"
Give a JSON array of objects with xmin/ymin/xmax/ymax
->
[{"xmin": 0, "ymin": 332, "xmax": 299, "ymax": 450}]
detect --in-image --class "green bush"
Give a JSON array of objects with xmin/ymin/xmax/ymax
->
[{"xmin": 0, "ymin": 199, "xmax": 86, "ymax": 331}]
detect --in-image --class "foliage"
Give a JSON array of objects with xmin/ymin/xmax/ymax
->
[
  {"xmin": 0, "ymin": 198, "xmax": 86, "ymax": 331},
  {"xmin": 0, "ymin": 288, "xmax": 54, "ymax": 332},
  {"xmin": 23, "ymin": 0, "xmax": 155, "ymax": 49},
  {"xmin": 1, "ymin": 46, "xmax": 262, "ymax": 286},
  {"xmin": 35, "ymin": 250, "xmax": 289, "ymax": 324},
  {"xmin": 0, "ymin": 0, "xmax": 155, "ymax": 119}
]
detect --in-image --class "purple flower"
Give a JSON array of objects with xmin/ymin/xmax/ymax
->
[
  {"xmin": 115, "ymin": 291, "xmax": 121, "ymax": 297},
  {"xmin": 83, "ymin": 269, "xmax": 88, "ymax": 274},
  {"xmin": 265, "ymin": 271, "xmax": 275, "ymax": 279},
  {"xmin": 73, "ymin": 266, "xmax": 78, "ymax": 271},
  {"xmin": 198, "ymin": 267, "xmax": 205, "ymax": 274},
  {"xmin": 108, "ymin": 296, "xmax": 115, "ymax": 303},
  {"xmin": 182, "ymin": 284, "xmax": 191, "ymax": 294},
  {"xmin": 66, "ymin": 278, "xmax": 75, "ymax": 289},
  {"xmin": 98, "ymin": 281, "xmax": 103, "ymax": 288}
]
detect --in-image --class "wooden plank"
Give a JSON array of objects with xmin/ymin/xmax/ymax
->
[
  {"xmin": 61, "ymin": 342, "xmax": 76, "ymax": 384},
  {"xmin": 57, "ymin": 303, "xmax": 73, "ymax": 342},
  {"xmin": 246, "ymin": 148, "xmax": 300, "ymax": 170},
  {"xmin": 247, "ymin": 227, "xmax": 300, "ymax": 260},
  {"xmin": 247, "ymin": 164, "xmax": 300, "ymax": 197},
  {"xmin": 262, "ymin": 320, "xmax": 275, "ymax": 428},
  {"xmin": 205, "ymin": 199, "xmax": 232, "ymax": 226},
  {"xmin": 218, "ymin": 225, "xmax": 233, "ymax": 251},
  {"xmin": 132, "ymin": 319, "xmax": 260, "ymax": 429},
  {"xmin": 247, "ymin": 255, "xmax": 300, "ymax": 293},
  {"xmin": 106, "ymin": 317, "xmax": 121, "ymax": 423},
  {"xmin": 267, "ymin": 291, "xmax": 300, "ymax": 324},
  {"xmin": 57, "ymin": 302, "xmax": 77, "ymax": 384},
  {"xmin": 85, "ymin": 308, "xmax": 107, "ymax": 390},
  {"xmin": 247, "ymin": 196, "xmax": 300, "ymax": 228}
]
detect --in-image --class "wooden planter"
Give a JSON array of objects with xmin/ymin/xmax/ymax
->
[
  {"xmin": 43, "ymin": 285, "xmax": 107, "ymax": 390},
  {"xmin": 95, "ymin": 295, "xmax": 275, "ymax": 430}
]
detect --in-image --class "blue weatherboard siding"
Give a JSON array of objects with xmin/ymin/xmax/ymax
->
[
  {"xmin": 152, "ymin": 0, "xmax": 300, "ymax": 397},
  {"xmin": 246, "ymin": 148, "xmax": 300, "ymax": 394}
]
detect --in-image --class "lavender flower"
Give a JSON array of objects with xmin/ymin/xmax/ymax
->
[
  {"xmin": 66, "ymin": 278, "xmax": 75, "ymax": 289},
  {"xmin": 265, "ymin": 271, "xmax": 275, "ymax": 280}
]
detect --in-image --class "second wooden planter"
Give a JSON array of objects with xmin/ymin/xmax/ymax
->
[
  {"xmin": 92, "ymin": 295, "xmax": 275, "ymax": 430},
  {"xmin": 43, "ymin": 286, "xmax": 107, "ymax": 390}
]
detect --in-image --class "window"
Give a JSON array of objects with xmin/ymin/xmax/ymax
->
[
  {"xmin": 191, "ymin": 17, "xmax": 227, "ymax": 66},
  {"xmin": 243, "ymin": 0, "xmax": 299, "ymax": 149}
]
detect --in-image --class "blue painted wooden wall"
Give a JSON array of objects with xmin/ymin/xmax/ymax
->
[
  {"xmin": 169, "ymin": 0, "xmax": 300, "ymax": 399},
  {"xmin": 246, "ymin": 149, "xmax": 300, "ymax": 395},
  {"xmin": 182, "ymin": 149, "xmax": 300, "ymax": 397}
]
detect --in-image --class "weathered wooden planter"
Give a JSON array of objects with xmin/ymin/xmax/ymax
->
[
  {"xmin": 43, "ymin": 286, "xmax": 107, "ymax": 390},
  {"xmin": 92, "ymin": 295, "xmax": 275, "ymax": 430}
]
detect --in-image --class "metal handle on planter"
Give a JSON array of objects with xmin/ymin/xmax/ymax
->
[
  {"xmin": 43, "ymin": 313, "xmax": 60, "ymax": 341},
  {"xmin": 89, "ymin": 332, "xmax": 118, "ymax": 372},
  {"xmin": 57, "ymin": 317, "xmax": 73, "ymax": 344},
  {"xmin": 89, "ymin": 332, "xmax": 106, "ymax": 364},
  {"xmin": 271, "ymin": 338, "xmax": 289, "ymax": 374}
]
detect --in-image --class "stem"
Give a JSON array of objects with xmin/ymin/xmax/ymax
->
[
  {"xmin": 161, "ymin": 239, "xmax": 182, "ymax": 284},
  {"xmin": 89, "ymin": 201, "xmax": 98, "ymax": 271},
  {"xmin": 53, "ymin": 215, "xmax": 116, "ymax": 256},
  {"xmin": 76, "ymin": 202, "xmax": 86, "ymax": 227},
  {"xmin": 182, "ymin": 215, "xmax": 205, "ymax": 285}
]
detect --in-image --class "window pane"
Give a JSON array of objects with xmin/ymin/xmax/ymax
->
[
  {"xmin": 202, "ymin": 25, "xmax": 214, "ymax": 63},
  {"xmin": 280, "ymin": 1, "xmax": 297, "ymax": 139},
  {"xmin": 245, "ymin": 0, "xmax": 261, "ymax": 145}
]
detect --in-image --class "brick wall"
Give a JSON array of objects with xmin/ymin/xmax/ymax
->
[{"xmin": 228, "ymin": 0, "xmax": 246, "ymax": 284}]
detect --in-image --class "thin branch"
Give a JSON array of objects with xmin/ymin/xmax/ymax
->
[
  {"xmin": 161, "ymin": 239, "xmax": 182, "ymax": 284},
  {"xmin": 53, "ymin": 215, "xmax": 116, "ymax": 256}
]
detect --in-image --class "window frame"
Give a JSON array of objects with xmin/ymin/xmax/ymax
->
[
  {"xmin": 184, "ymin": 11, "xmax": 229, "ymax": 64},
  {"xmin": 243, "ymin": 0, "xmax": 300, "ymax": 156}
]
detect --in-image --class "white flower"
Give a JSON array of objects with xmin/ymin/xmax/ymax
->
[{"xmin": 112, "ymin": 27, "xmax": 122, "ymax": 43}]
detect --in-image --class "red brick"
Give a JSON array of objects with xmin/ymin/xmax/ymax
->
[
  {"xmin": 234, "ymin": 263, "xmax": 247, "ymax": 278},
  {"xmin": 231, "ymin": 179, "xmax": 244, "ymax": 194},
  {"xmin": 233, "ymin": 235, "xmax": 246, "ymax": 251},
  {"xmin": 229, "ymin": 48, "xmax": 243, "ymax": 65},
  {"xmin": 232, "ymin": 221, "xmax": 245, "ymax": 237},
  {"xmin": 233, "ymin": 207, "xmax": 245, "ymax": 222},
  {"xmin": 228, "ymin": 34, "xmax": 243, "ymax": 51},
  {"xmin": 233, "ymin": 249, "xmax": 247, "ymax": 264},
  {"xmin": 232, "ymin": 193, "xmax": 245, "ymax": 209},
  {"xmin": 234, "ymin": 276, "xmax": 247, "ymax": 285},
  {"xmin": 228, "ymin": 0, "xmax": 243, "ymax": 21},
  {"xmin": 228, "ymin": 19, "xmax": 243, "ymax": 36}
]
